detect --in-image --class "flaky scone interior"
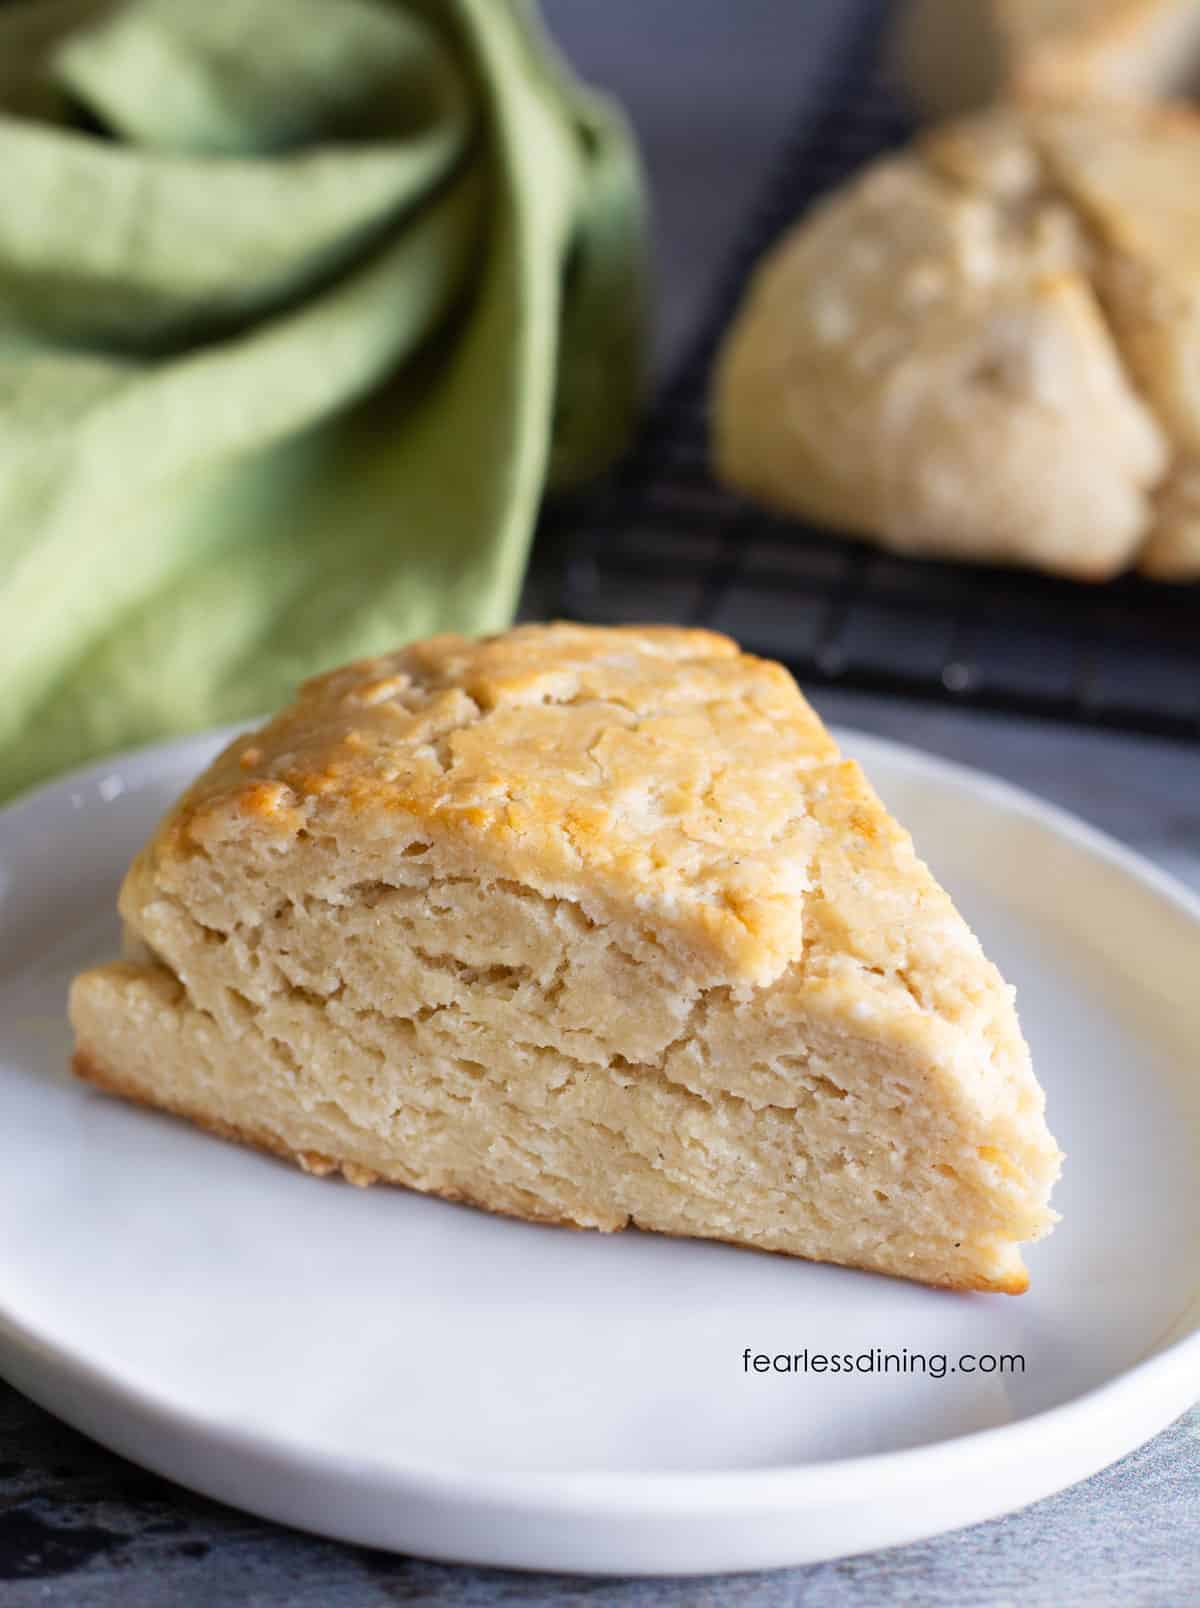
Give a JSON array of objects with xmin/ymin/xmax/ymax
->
[{"xmin": 70, "ymin": 624, "xmax": 1061, "ymax": 1292}]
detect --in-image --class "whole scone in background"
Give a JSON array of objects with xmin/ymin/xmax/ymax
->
[{"xmin": 712, "ymin": 99, "xmax": 1200, "ymax": 582}]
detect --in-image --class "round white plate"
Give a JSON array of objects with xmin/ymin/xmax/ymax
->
[{"xmin": 1, "ymin": 727, "xmax": 1198, "ymax": 1577}]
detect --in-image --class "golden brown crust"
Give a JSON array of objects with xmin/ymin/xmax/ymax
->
[
  {"xmin": 71, "ymin": 1046, "xmax": 1026, "ymax": 1293},
  {"xmin": 118, "ymin": 624, "xmax": 1036, "ymax": 1048},
  {"xmin": 128, "ymin": 624, "xmax": 859, "ymax": 989}
]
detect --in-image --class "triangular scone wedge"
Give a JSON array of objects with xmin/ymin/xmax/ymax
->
[{"xmin": 70, "ymin": 624, "xmax": 1061, "ymax": 1292}]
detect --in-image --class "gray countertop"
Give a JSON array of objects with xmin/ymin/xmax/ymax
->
[{"xmin": 3, "ymin": 3, "xmax": 1199, "ymax": 1602}]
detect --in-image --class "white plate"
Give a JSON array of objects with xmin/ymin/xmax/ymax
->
[{"xmin": 1, "ymin": 726, "xmax": 1198, "ymax": 1577}]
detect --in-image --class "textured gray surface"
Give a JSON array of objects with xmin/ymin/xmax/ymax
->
[
  {"xmin": 3, "ymin": 2, "xmax": 1199, "ymax": 1602},
  {"xmin": 2, "ymin": 1388, "xmax": 1198, "ymax": 1603}
]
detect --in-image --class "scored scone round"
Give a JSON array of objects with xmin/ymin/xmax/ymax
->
[
  {"xmin": 713, "ymin": 99, "xmax": 1200, "ymax": 581},
  {"xmin": 71, "ymin": 623, "xmax": 1062, "ymax": 1293}
]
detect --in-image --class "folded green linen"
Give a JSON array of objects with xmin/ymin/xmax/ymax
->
[{"xmin": 0, "ymin": 0, "xmax": 646, "ymax": 801}]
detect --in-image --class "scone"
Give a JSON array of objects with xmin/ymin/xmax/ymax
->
[
  {"xmin": 712, "ymin": 100, "xmax": 1200, "ymax": 580},
  {"xmin": 70, "ymin": 624, "xmax": 1061, "ymax": 1293},
  {"xmin": 895, "ymin": 0, "xmax": 1200, "ymax": 117},
  {"xmin": 1036, "ymin": 99, "xmax": 1200, "ymax": 577}
]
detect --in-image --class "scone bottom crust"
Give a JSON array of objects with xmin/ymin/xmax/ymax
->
[{"xmin": 69, "ymin": 624, "xmax": 1061, "ymax": 1295}]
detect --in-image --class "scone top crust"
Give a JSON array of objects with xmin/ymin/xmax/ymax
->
[
  {"xmin": 129, "ymin": 622, "xmax": 1007, "ymax": 1027},
  {"xmin": 149, "ymin": 625, "xmax": 853, "ymax": 987}
]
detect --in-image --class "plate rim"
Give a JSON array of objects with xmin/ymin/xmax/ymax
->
[{"xmin": 1, "ymin": 722, "xmax": 1198, "ymax": 1521}]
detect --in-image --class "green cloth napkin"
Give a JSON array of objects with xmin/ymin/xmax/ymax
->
[{"xmin": 0, "ymin": 0, "xmax": 646, "ymax": 802}]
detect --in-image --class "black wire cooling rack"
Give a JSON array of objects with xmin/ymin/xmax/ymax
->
[{"xmin": 549, "ymin": 0, "xmax": 1200, "ymax": 743}]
